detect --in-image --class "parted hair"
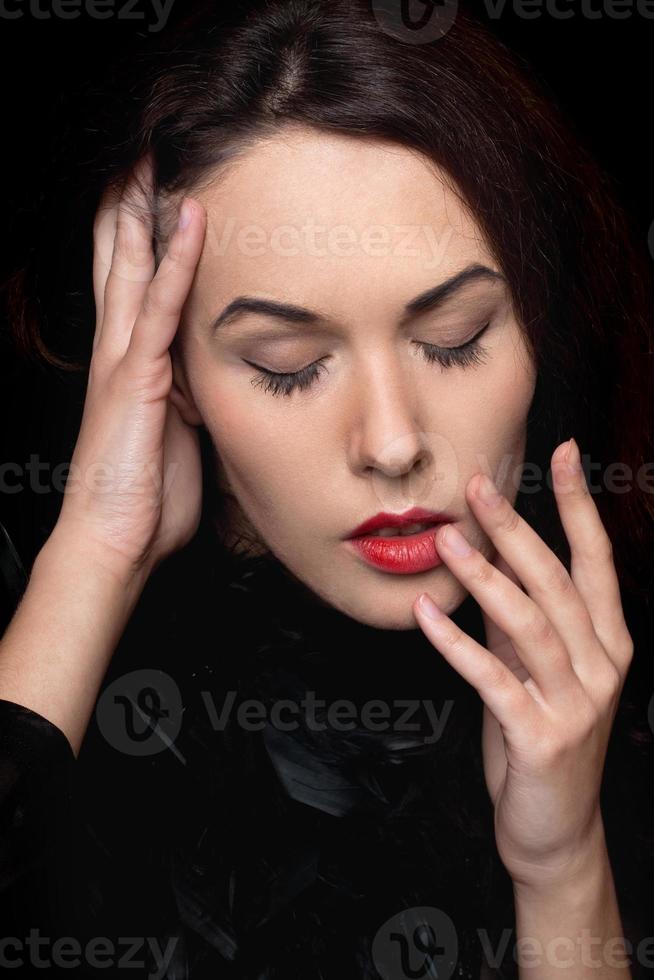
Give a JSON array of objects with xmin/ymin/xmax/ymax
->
[{"xmin": 2, "ymin": 1, "xmax": 654, "ymax": 976}]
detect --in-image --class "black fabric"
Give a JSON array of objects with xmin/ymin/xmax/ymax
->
[
  {"xmin": 0, "ymin": 519, "xmax": 27, "ymax": 636},
  {"xmin": 0, "ymin": 522, "xmax": 651, "ymax": 979}
]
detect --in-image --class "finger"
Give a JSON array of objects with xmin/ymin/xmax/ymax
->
[
  {"xmin": 481, "ymin": 553, "xmax": 531, "ymax": 680},
  {"xmin": 482, "ymin": 704, "xmax": 508, "ymax": 804},
  {"xmin": 550, "ymin": 438, "xmax": 633, "ymax": 676},
  {"xmin": 413, "ymin": 593, "xmax": 539, "ymax": 737},
  {"xmin": 432, "ymin": 521, "xmax": 581, "ymax": 705},
  {"xmin": 463, "ymin": 455, "xmax": 605, "ymax": 684},
  {"xmin": 125, "ymin": 197, "xmax": 206, "ymax": 364},
  {"xmin": 97, "ymin": 154, "xmax": 156, "ymax": 361},
  {"xmin": 92, "ymin": 180, "xmax": 121, "ymax": 341}
]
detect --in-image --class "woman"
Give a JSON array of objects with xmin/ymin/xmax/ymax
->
[{"xmin": 0, "ymin": 0, "xmax": 652, "ymax": 977}]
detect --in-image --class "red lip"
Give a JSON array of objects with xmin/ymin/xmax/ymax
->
[
  {"xmin": 343, "ymin": 507, "xmax": 456, "ymax": 574},
  {"xmin": 345, "ymin": 507, "xmax": 455, "ymax": 540}
]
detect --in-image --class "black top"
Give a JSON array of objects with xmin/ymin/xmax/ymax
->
[{"xmin": 0, "ymin": 525, "xmax": 652, "ymax": 979}]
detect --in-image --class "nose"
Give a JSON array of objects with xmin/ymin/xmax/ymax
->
[{"xmin": 347, "ymin": 355, "xmax": 431, "ymax": 480}]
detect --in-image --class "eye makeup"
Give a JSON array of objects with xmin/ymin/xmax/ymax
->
[{"xmin": 246, "ymin": 320, "xmax": 493, "ymax": 398}]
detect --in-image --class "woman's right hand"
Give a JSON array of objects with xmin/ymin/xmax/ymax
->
[{"xmin": 55, "ymin": 154, "xmax": 208, "ymax": 587}]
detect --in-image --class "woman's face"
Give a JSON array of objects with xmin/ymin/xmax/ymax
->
[{"xmin": 171, "ymin": 127, "xmax": 537, "ymax": 629}]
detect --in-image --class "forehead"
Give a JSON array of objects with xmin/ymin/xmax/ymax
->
[{"xmin": 185, "ymin": 127, "xmax": 499, "ymax": 320}]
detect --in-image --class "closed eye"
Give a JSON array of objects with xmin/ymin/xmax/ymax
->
[
  {"xmin": 244, "ymin": 355, "xmax": 331, "ymax": 397},
  {"xmin": 415, "ymin": 321, "xmax": 491, "ymax": 370},
  {"xmin": 245, "ymin": 321, "xmax": 492, "ymax": 398}
]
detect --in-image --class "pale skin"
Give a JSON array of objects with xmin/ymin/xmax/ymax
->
[
  {"xmin": 415, "ymin": 452, "xmax": 634, "ymax": 977},
  {"xmin": 170, "ymin": 127, "xmax": 536, "ymax": 632},
  {"xmin": 0, "ymin": 129, "xmax": 635, "ymax": 977}
]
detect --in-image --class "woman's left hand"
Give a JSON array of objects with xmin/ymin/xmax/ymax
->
[{"xmin": 413, "ymin": 438, "xmax": 634, "ymax": 890}]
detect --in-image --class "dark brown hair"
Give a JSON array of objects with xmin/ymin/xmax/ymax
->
[
  {"xmin": 4, "ymin": 0, "xmax": 653, "ymax": 601},
  {"xmin": 2, "ymin": 5, "xmax": 653, "ymax": 973}
]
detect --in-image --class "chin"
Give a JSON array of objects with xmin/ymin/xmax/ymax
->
[
  {"xmin": 319, "ymin": 588, "xmax": 426, "ymax": 631},
  {"xmin": 366, "ymin": 609, "xmax": 420, "ymax": 631},
  {"xmin": 349, "ymin": 568, "xmax": 465, "ymax": 628}
]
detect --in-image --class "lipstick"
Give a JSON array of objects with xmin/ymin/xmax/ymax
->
[{"xmin": 343, "ymin": 507, "xmax": 454, "ymax": 574}]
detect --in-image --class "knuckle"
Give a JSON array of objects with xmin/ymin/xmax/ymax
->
[
  {"xmin": 166, "ymin": 230, "xmax": 200, "ymax": 273},
  {"xmin": 121, "ymin": 347, "xmax": 173, "ymax": 393},
  {"xmin": 523, "ymin": 608, "xmax": 556, "ymax": 646},
  {"xmin": 605, "ymin": 625, "xmax": 635, "ymax": 672},
  {"xmin": 596, "ymin": 662, "xmax": 622, "ymax": 699},
  {"xmin": 438, "ymin": 622, "xmax": 466, "ymax": 652},
  {"xmin": 619, "ymin": 633, "xmax": 635, "ymax": 665},
  {"xmin": 469, "ymin": 557, "xmax": 495, "ymax": 588},
  {"xmin": 166, "ymin": 229, "xmax": 186, "ymax": 263},
  {"xmin": 584, "ymin": 531, "xmax": 614, "ymax": 566},
  {"xmin": 542, "ymin": 559, "xmax": 574, "ymax": 597},
  {"xmin": 575, "ymin": 699, "xmax": 602, "ymax": 739},
  {"xmin": 140, "ymin": 284, "xmax": 177, "ymax": 320},
  {"xmin": 486, "ymin": 659, "xmax": 512, "ymax": 692},
  {"xmin": 497, "ymin": 505, "xmax": 521, "ymax": 535},
  {"xmin": 114, "ymin": 216, "xmax": 153, "ymax": 270}
]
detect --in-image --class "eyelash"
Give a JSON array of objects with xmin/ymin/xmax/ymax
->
[{"xmin": 247, "ymin": 322, "xmax": 491, "ymax": 398}]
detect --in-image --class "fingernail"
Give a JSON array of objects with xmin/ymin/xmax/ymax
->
[
  {"xmin": 418, "ymin": 593, "xmax": 444, "ymax": 621},
  {"xmin": 476, "ymin": 473, "xmax": 502, "ymax": 507},
  {"xmin": 564, "ymin": 437, "xmax": 582, "ymax": 474},
  {"xmin": 178, "ymin": 198, "xmax": 193, "ymax": 231},
  {"xmin": 441, "ymin": 524, "xmax": 472, "ymax": 556}
]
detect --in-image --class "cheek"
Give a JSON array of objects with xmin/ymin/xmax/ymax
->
[
  {"xmin": 423, "ymin": 341, "xmax": 535, "ymax": 498},
  {"xmin": 460, "ymin": 349, "xmax": 536, "ymax": 502},
  {"xmin": 493, "ymin": 341, "xmax": 537, "ymax": 451},
  {"xmin": 199, "ymin": 382, "xmax": 321, "ymax": 519},
  {"xmin": 460, "ymin": 336, "xmax": 535, "ymax": 436}
]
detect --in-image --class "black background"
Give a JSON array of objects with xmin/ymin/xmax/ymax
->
[
  {"xmin": 0, "ymin": 5, "xmax": 652, "ymax": 972},
  {"xmin": 0, "ymin": 0, "xmax": 653, "ymax": 567}
]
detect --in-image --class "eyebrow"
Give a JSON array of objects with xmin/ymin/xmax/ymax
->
[{"xmin": 209, "ymin": 262, "xmax": 505, "ymax": 333}]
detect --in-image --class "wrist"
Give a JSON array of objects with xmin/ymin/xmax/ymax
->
[
  {"xmin": 0, "ymin": 522, "xmax": 150, "ymax": 756},
  {"xmin": 511, "ymin": 813, "xmax": 610, "ymax": 905},
  {"xmin": 37, "ymin": 520, "xmax": 152, "ymax": 603}
]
